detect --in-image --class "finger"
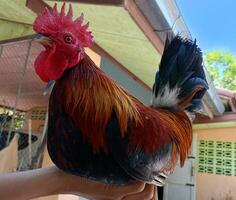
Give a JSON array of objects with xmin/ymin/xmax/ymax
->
[
  {"xmin": 151, "ymin": 186, "xmax": 158, "ymax": 200},
  {"xmin": 122, "ymin": 184, "xmax": 155, "ymax": 200},
  {"xmin": 117, "ymin": 181, "xmax": 146, "ymax": 196}
]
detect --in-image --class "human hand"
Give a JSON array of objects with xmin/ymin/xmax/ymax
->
[
  {"xmin": 89, "ymin": 184, "xmax": 158, "ymax": 200},
  {"xmin": 0, "ymin": 166, "xmax": 157, "ymax": 200},
  {"xmin": 59, "ymin": 168, "xmax": 158, "ymax": 200}
]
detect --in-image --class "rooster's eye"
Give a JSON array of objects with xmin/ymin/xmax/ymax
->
[{"xmin": 64, "ymin": 35, "xmax": 73, "ymax": 44}]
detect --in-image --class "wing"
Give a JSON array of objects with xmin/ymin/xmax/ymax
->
[{"xmin": 105, "ymin": 111, "xmax": 172, "ymax": 186}]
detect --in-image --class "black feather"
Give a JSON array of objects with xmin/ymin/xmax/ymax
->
[
  {"xmin": 153, "ymin": 35, "xmax": 208, "ymax": 112},
  {"xmin": 105, "ymin": 113, "xmax": 171, "ymax": 186}
]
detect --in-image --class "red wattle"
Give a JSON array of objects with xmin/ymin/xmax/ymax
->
[{"xmin": 34, "ymin": 50, "xmax": 69, "ymax": 82}]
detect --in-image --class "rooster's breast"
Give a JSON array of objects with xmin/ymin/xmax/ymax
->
[{"xmin": 47, "ymin": 88, "xmax": 133, "ymax": 184}]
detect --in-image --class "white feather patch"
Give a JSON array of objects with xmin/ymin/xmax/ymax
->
[{"xmin": 151, "ymin": 83, "xmax": 180, "ymax": 108}]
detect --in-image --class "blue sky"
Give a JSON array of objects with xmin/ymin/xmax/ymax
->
[{"xmin": 176, "ymin": 0, "xmax": 236, "ymax": 54}]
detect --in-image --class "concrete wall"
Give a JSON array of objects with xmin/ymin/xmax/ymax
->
[
  {"xmin": 196, "ymin": 173, "xmax": 236, "ymax": 200},
  {"xmin": 194, "ymin": 126, "xmax": 236, "ymax": 200}
]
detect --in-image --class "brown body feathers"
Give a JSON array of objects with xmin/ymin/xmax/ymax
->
[{"xmin": 56, "ymin": 54, "xmax": 192, "ymax": 169}]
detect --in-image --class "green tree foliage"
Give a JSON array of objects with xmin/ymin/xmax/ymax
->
[
  {"xmin": 0, "ymin": 106, "xmax": 25, "ymax": 130},
  {"xmin": 204, "ymin": 51, "xmax": 236, "ymax": 91}
]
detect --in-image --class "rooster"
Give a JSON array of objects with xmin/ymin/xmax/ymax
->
[{"xmin": 33, "ymin": 3, "xmax": 208, "ymax": 186}]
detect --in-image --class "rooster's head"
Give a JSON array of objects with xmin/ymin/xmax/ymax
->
[{"xmin": 33, "ymin": 3, "xmax": 93, "ymax": 82}]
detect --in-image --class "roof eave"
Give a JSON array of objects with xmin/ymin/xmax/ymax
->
[{"xmin": 42, "ymin": 0, "xmax": 124, "ymax": 6}]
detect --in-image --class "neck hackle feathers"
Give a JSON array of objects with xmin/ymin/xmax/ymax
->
[
  {"xmin": 61, "ymin": 55, "xmax": 142, "ymax": 153},
  {"xmin": 33, "ymin": 3, "xmax": 93, "ymax": 48}
]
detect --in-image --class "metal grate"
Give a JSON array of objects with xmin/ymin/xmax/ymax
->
[{"xmin": 197, "ymin": 140, "xmax": 236, "ymax": 176}]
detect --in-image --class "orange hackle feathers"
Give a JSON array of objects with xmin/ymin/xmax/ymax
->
[{"xmin": 61, "ymin": 55, "xmax": 142, "ymax": 153}]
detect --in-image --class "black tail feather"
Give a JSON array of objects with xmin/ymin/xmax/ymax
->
[{"xmin": 152, "ymin": 36, "xmax": 208, "ymax": 112}]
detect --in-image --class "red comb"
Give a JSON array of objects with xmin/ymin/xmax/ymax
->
[{"xmin": 33, "ymin": 3, "xmax": 93, "ymax": 47}]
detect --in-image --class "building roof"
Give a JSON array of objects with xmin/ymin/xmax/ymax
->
[
  {"xmin": 217, "ymin": 88, "xmax": 236, "ymax": 112},
  {"xmin": 195, "ymin": 88, "xmax": 236, "ymax": 124}
]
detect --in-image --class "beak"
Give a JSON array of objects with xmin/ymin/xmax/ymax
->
[
  {"xmin": 43, "ymin": 80, "xmax": 55, "ymax": 95},
  {"xmin": 33, "ymin": 35, "xmax": 52, "ymax": 46}
]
